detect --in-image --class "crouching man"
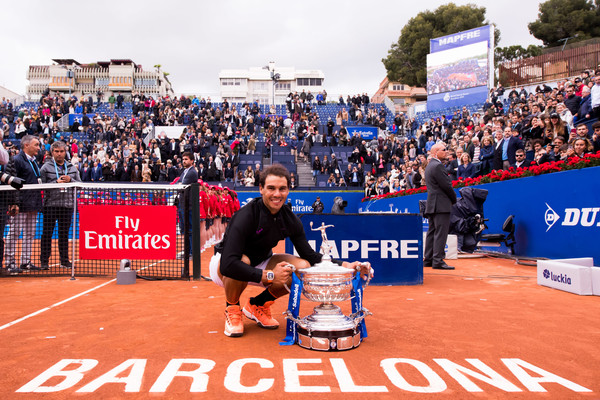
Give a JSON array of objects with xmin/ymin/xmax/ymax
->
[{"xmin": 210, "ymin": 163, "xmax": 369, "ymax": 337}]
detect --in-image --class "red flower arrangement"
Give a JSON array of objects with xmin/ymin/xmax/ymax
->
[{"xmin": 362, "ymin": 152, "xmax": 600, "ymax": 202}]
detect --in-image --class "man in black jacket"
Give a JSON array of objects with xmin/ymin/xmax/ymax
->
[
  {"xmin": 423, "ymin": 143, "xmax": 457, "ymax": 270},
  {"xmin": 0, "ymin": 132, "xmax": 19, "ymax": 275},
  {"xmin": 5, "ymin": 135, "xmax": 43, "ymax": 272},
  {"xmin": 210, "ymin": 164, "xmax": 370, "ymax": 338}
]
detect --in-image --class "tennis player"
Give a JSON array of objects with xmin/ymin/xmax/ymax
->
[{"xmin": 210, "ymin": 163, "xmax": 370, "ymax": 337}]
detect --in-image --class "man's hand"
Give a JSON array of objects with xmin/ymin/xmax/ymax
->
[
  {"xmin": 8, "ymin": 205, "xmax": 19, "ymax": 216},
  {"xmin": 342, "ymin": 261, "xmax": 374, "ymax": 281},
  {"xmin": 58, "ymin": 175, "xmax": 71, "ymax": 183},
  {"xmin": 264, "ymin": 262, "xmax": 292, "ymax": 286}
]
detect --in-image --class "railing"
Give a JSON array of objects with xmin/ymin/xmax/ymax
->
[{"xmin": 499, "ymin": 43, "xmax": 600, "ymax": 87}]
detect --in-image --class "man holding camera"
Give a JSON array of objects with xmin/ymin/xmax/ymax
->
[
  {"xmin": 0, "ymin": 129, "xmax": 21, "ymax": 275},
  {"xmin": 5, "ymin": 135, "xmax": 43, "ymax": 272},
  {"xmin": 39, "ymin": 141, "xmax": 81, "ymax": 270}
]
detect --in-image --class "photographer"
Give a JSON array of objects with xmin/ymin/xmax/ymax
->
[
  {"xmin": 0, "ymin": 129, "xmax": 20, "ymax": 275},
  {"xmin": 311, "ymin": 196, "xmax": 324, "ymax": 214},
  {"xmin": 5, "ymin": 135, "xmax": 42, "ymax": 273},
  {"xmin": 39, "ymin": 141, "xmax": 81, "ymax": 270}
]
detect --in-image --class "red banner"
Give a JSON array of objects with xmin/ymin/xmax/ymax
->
[{"xmin": 79, "ymin": 206, "xmax": 177, "ymax": 260}]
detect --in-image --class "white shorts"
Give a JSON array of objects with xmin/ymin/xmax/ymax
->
[{"xmin": 209, "ymin": 252, "xmax": 272, "ymax": 288}]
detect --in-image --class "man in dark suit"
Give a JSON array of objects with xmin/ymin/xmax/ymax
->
[
  {"xmin": 165, "ymin": 159, "xmax": 178, "ymax": 182},
  {"xmin": 5, "ymin": 135, "xmax": 43, "ymax": 272},
  {"xmin": 512, "ymin": 149, "xmax": 533, "ymax": 168},
  {"xmin": 91, "ymin": 160, "xmax": 103, "ymax": 182},
  {"xmin": 423, "ymin": 143, "xmax": 457, "ymax": 270},
  {"xmin": 178, "ymin": 152, "xmax": 199, "ymax": 260},
  {"xmin": 444, "ymin": 151, "xmax": 458, "ymax": 180},
  {"xmin": 501, "ymin": 127, "xmax": 525, "ymax": 169},
  {"xmin": 492, "ymin": 130, "xmax": 505, "ymax": 171}
]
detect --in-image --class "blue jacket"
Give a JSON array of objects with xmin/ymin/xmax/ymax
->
[
  {"xmin": 91, "ymin": 164, "xmax": 103, "ymax": 182},
  {"xmin": 457, "ymin": 163, "xmax": 476, "ymax": 180}
]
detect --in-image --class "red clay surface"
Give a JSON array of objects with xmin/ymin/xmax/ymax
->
[{"xmin": 1, "ymin": 244, "xmax": 599, "ymax": 399}]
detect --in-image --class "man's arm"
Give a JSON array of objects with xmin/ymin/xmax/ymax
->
[
  {"xmin": 435, "ymin": 162, "xmax": 457, "ymax": 204},
  {"xmin": 219, "ymin": 214, "xmax": 264, "ymax": 284}
]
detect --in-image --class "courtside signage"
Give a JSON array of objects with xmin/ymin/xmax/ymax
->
[
  {"xmin": 16, "ymin": 357, "xmax": 592, "ymax": 394},
  {"xmin": 537, "ymin": 259, "xmax": 594, "ymax": 295},
  {"xmin": 287, "ymin": 214, "xmax": 423, "ymax": 285},
  {"xmin": 79, "ymin": 205, "xmax": 176, "ymax": 259}
]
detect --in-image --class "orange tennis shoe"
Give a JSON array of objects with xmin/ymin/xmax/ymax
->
[
  {"xmin": 224, "ymin": 305, "xmax": 244, "ymax": 337},
  {"xmin": 242, "ymin": 299, "xmax": 279, "ymax": 329}
]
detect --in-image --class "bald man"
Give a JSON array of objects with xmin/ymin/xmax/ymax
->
[{"xmin": 423, "ymin": 143, "xmax": 457, "ymax": 270}]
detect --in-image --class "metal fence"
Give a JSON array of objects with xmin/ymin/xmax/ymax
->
[
  {"xmin": 499, "ymin": 43, "xmax": 600, "ymax": 87},
  {"xmin": 0, "ymin": 182, "xmax": 197, "ymax": 280}
]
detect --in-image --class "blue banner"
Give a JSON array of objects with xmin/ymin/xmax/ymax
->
[
  {"xmin": 361, "ymin": 167, "xmax": 600, "ymax": 264},
  {"xmin": 427, "ymin": 85, "xmax": 488, "ymax": 112},
  {"xmin": 237, "ymin": 191, "xmax": 365, "ymax": 214},
  {"xmin": 346, "ymin": 126, "xmax": 378, "ymax": 141},
  {"xmin": 430, "ymin": 25, "xmax": 491, "ymax": 53},
  {"xmin": 68, "ymin": 113, "xmax": 96, "ymax": 126},
  {"xmin": 285, "ymin": 214, "xmax": 423, "ymax": 285}
]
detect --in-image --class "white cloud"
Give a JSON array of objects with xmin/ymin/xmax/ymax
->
[{"xmin": 1, "ymin": 0, "xmax": 544, "ymax": 98}]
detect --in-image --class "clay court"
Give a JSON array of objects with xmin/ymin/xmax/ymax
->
[{"xmin": 1, "ymin": 243, "xmax": 599, "ymax": 399}]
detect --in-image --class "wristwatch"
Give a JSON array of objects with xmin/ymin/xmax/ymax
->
[{"xmin": 266, "ymin": 270, "xmax": 275, "ymax": 284}]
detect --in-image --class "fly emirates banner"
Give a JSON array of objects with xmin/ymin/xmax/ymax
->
[{"xmin": 79, "ymin": 206, "xmax": 177, "ymax": 259}]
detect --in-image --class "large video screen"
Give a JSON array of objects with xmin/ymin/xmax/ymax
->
[{"xmin": 426, "ymin": 41, "xmax": 488, "ymax": 95}]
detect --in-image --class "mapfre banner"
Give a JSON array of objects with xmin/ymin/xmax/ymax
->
[{"xmin": 79, "ymin": 206, "xmax": 177, "ymax": 260}]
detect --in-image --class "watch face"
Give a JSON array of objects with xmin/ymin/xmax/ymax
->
[{"xmin": 267, "ymin": 271, "xmax": 274, "ymax": 281}]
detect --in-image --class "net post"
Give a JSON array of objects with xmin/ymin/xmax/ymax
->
[
  {"xmin": 70, "ymin": 186, "xmax": 77, "ymax": 280},
  {"xmin": 190, "ymin": 183, "xmax": 201, "ymax": 280}
]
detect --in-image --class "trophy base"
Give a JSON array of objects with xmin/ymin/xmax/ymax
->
[{"xmin": 295, "ymin": 303, "xmax": 362, "ymax": 351}]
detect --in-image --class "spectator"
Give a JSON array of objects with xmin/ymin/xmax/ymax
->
[
  {"xmin": 568, "ymin": 138, "xmax": 592, "ymax": 159},
  {"xmin": 513, "ymin": 148, "xmax": 533, "ymax": 168},
  {"xmin": 311, "ymin": 155, "xmax": 321, "ymax": 178},
  {"xmin": 311, "ymin": 196, "xmax": 324, "ymax": 214},
  {"xmin": 457, "ymin": 153, "xmax": 475, "ymax": 180},
  {"xmin": 39, "ymin": 141, "xmax": 81, "ymax": 270},
  {"xmin": 244, "ymin": 166, "xmax": 255, "ymax": 187},
  {"xmin": 5, "ymin": 135, "xmax": 43, "ymax": 272},
  {"xmin": 108, "ymin": 93, "xmax": 116, "ymax": 111}
]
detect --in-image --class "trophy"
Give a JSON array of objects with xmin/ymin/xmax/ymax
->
[{"xmin": 281, "ymin": 222, "xmax": 372, "ymax": 351}]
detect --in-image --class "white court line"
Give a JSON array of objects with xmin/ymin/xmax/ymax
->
[
  {"xmin": 0, "ymin": 258, "xmax": 173, "ymax": 332},
  {"xmin": 0, "ymin": 279, "xmax": 116, "ymax": 332}
]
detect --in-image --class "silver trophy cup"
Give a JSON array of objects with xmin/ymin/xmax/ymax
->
[{"xmin": 287, "ymin": 222, "xmax": 371, "ymax": 351}]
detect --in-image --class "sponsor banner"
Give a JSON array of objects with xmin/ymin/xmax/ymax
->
[
  {"xmin": 427, "ymin": 85, "xmax": 488, "ymax": 112},
  {"xmin": 360, "ymin": 166, "xmax": 600, "ymax": 263},
  {"xmin": 79, "ymin": 205, "xmax": 177, "ymax": 260},
  {"xmin": 68, "ymin": 113, "xmax": 96, "ymax": 126},
  {"xmin": 430, "ymin": 25, "xmax": 491, "ymax": 53},
  {"xmin": 346, "ymin": 126, "xmax": 378, "ymax": 140},
  {"xmin": 285, "ymin": 213, "xmax": 423, "ymax": 285},
  {"xmin": 537, "ymin": 259, "xmax": 593, "ymax": 295},
  {"xmin": 154, "ymin": 126, "xmax": 187, "ymax": 140},
  {"xmin": 238, "ymin": 191, "xmax": 365, "ymax": 214}
]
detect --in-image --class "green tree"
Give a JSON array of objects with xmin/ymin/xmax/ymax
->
[
  {"xmin": 494, "ymin": 45, "xmax": 543, "ymax": 65},
  {"xmin": 528, "ymin": 0, "xmax": 600, "ymax": 47},
  {"xmin": 382, "ymin": 3, "xmax": 499, "ymax": 88}
]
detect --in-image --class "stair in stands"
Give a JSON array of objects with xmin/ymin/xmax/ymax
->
[{"xmin": 297, "ymin": 160, "xmax": 314, "ymax": 187}]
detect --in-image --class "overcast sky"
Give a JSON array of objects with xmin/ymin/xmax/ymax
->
[{"xmin": 2, "ymin": 0, "xmax": 545, "ymax": 99}]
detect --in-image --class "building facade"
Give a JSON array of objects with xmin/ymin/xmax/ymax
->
[
  {"xmin": 26, "ymin": 59, "xmax": 174, "ymax": 100},
  {"xmin": 219, "ymin": 62, "xmax": 325, "ymax": 105},
  {"xmin": 371, "ymin": 77, "xmax": 427, "ymax": 114}
]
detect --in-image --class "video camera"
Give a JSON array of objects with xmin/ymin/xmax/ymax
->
[{"xmin": 0, "ymin": 173, "xmax": 24, "ymax": 190}]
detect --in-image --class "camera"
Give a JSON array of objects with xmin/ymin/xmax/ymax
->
[{"xmin": 0, "ymin": 173, "xmax": 24, "ymax": 190}]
